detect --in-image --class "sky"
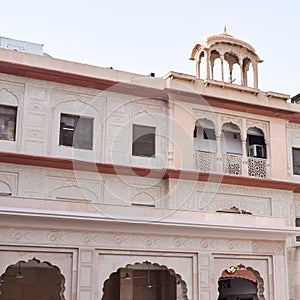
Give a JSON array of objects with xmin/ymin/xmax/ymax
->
[{"xmin": 0, "ymin": 0, "xmax": 299, "ymax": 97}]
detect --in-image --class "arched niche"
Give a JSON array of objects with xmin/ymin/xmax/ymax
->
[
  {"xmin": 51, "ymin": 184, "xmax": 99, "ymax": 202},
  {"xmin": 101, "ymin": 261, "xmax": 188, "ymax": 300},
  {"xmin": 0, "ymin": 257, "xmax": 66, "ymax": 300},
  {"xmin": 132, "ymin": 192, "xmax": 155, "ymax": 207},
  {"xmin": 0, "ymin": 180, "xmax": 12, "ymax": 195}
]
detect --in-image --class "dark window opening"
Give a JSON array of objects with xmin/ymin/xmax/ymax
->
[
  {"xmin": 59, "ymin": 113, "xmax": 93, "ymax": 150},
  {"xmin": 296, "ymin": 218, "xmax": 300, "ymax": 242},
  {"xmin": 247, "ymin": 135, "xmax": 266, "ymax": 158},
  {"xmin": 218, "ymin": 277, "xmax": 258, "ymax": 300},
  {"xmin": 132, "ymin": 124, "xmax": 155, "ymax": 157},
  {"xmin": 292, "ymin": 148, "xmax": 300, "ymax": 175},
  {"xmin": 203, "ymin": 128, "xmax": 216, "ymax": 140},
  {"xmin": 193, "ymin": 127, "xmax": 197, "ymax": 138},
  {"xmin": 0, "ymin": 105, "xmax": 17, "ymax": 141}
]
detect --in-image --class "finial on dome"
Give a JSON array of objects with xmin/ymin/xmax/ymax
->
[{"xmin": 223, "ymin": 25, "xmax": 228, "ymax": 35}]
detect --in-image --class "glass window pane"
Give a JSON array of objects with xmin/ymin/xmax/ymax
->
[
  {"xmin": 132, "ymin": 125, "xmax": 155, "ymax": 157},
  {"xmin": 60, "ymin": 113, "xmax": 93, "ymax": 150},
  {"xmin": 0, "ymin": 105, "xmax": 17, "ymax": 141},
  {"xmin": 293, "ymin": 148, "xmax": 300, "ymax": 175}
]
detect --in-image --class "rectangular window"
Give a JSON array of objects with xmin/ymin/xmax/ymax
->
[
  {"xmin": 59, "ymin": 114, "xmax": 93, "ymax": 150},
  {"xmin": 0, "ymin": 105, "xmax": 17, "ymax": 141},
  {"xmin": 132, "ymin": 124, "xmax": 155, "ymax": 157},
  {"xmin": 203, "ymin": 128, "xmax": 216, "ymax": 140},
  {"xmin": 296, "ymin": 218, "xmax": 300, "ymax": 242},
  {"xmin": 292, "ymin": 148, "xmax": 300, "ymax": 175}
]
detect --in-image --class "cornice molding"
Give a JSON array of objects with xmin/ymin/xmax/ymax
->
[{"xmin": 0, "ymin": 151, "xmax": 300, "ymax": 193}]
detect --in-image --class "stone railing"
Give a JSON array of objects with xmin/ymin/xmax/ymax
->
[
  {"xmin": 195, "ymin": 151, "xmax": 268, "ymax": 178},
  {"xmin": 247, "ymin": 157, "xmax": 267, "ymax": 178},
  {"xmin": 194, "ymin": 151, "xmax": 217, "ymax": 173},
  {"xmin": 223, "ymin": 153, "xmax": 242, "ymax": 176}
]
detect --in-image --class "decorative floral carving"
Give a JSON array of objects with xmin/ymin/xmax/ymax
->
[
  {"xmin": 252, "ymin": 241, "xmax": 284, "ymax": 254},
  {"xmin": 195, "ymin": 151, "xmax": 217, "ymax": 172}
]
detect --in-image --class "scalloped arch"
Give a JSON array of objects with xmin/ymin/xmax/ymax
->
[
  {"xmin": 246, "ymin": 266, "xmax": 265, "ymax": 300},
  {"xmin": 195, "ymin": 49, "xmax": 205, "ymax": 62},
  {"xmin": 218, "ymin": 265, "xmax": 265, "ymax": 300},
  {"xmin": 101, "ymin": 261, "xmax": 188, "ymax": 300},
  {"xmin": 221, "ymin": 120, "xmax": 241, "ymax": 132},
  {"xmin": 0, "ymin": 257, "xmax": 66, "ymax": 300},
  {"xmin": 247, "ymin": 125, "xmax": 267, "ymax": 139},
  {"xmin": 195, "ymin": 117, "xmax": 217, "ymax": 129},
  {"xmin": 224, "ymin": 50, "xmax": 240, "ymax": 62}
]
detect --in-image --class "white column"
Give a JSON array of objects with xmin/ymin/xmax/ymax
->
[
  {"xmin": 253, "ymin": 62, "xmax": 258, "ymax": 89},
  {"xmin": 167, "ymin": 101, "xmax": 174, "ymax": 168},
  {"xmin": 220, "ymin": 54, "xmax": 224, "ymax": 82},
  {"xmin": 265, "ymin": 140, "xmax": 271, "ymax": 178},
  {"xmin": 239, "ymin": 58, "xmax": 245, "ymax": 86},
  {"xmin": 205, "ymin": 50, "xmax": 210, "ymax": 80},
  {"xmin": 241, "ymin": 138, "xmax": 248, "ymax": 176},
  {"xmin": 216, "ymin": 120, "xmax": 222, "ymax": 173},
  {"xmin": 196, "ymin": 57, "xmax": 200, "ymax": 79},
  {"xmin": 241, "ymin": 119, "xmax": 248, "ymax": 176},
  {"xmin": 216, "ymin": 134, "xmax": 223, "ymax": 173}
]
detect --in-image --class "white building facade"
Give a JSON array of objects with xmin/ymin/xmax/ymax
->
[{"xmin": 0, "ymin": 30, "xmax": 300, "ymax": 300}]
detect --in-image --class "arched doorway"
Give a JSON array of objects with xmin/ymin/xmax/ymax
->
[
  {"xmin": 217, "ymin": 265, "xmax": 265, "ymax": 300},
  {"xmin": 101, "ymin": 261, "xmax": 188, "ymax": 300},
  {"xmin": 0, "ymin": 257, "xmax": 65, "ymax": 300}
]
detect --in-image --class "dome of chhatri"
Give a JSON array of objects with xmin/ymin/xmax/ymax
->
[{"xmin": 190, "ymin": 27, "xmax": 261, "ymax": 62}]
